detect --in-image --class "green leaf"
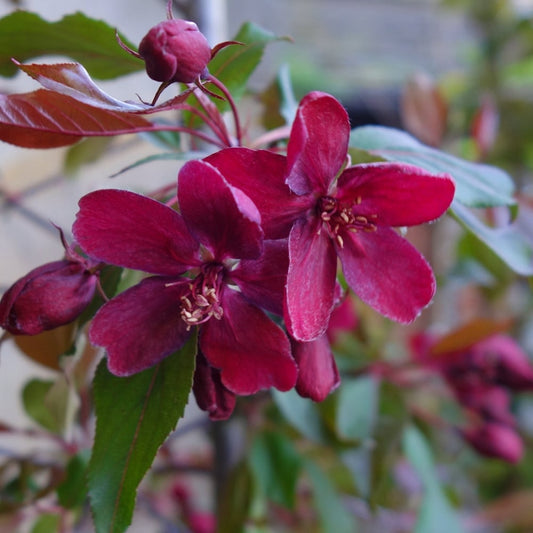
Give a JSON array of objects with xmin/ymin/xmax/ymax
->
[
  {"xmin": 304, "ymin": 459, "xmax": 357, "ymax": 533},
  {"xmin": 272, "ymin": 388, "xmax": 329, "ymax": 443},
  {"xmin": 403, "ymin": 426, "xmax": 465, "ymax": 533},
  {"xmin": 336, "ymin": 376, "xmax": 379, "ymax": 442},
  {"xmin": 57, "ymin": 450, "xmax": 90, "ymax": 509},
  {"xmin": 249, "ymin": 431, "xmax": 302, "ymax": 509},
  {"xmin": 452, "ymin": 202, "xmax": 533, "ymax": 276},
  {"xmin": 64, "ymin": 137, "xmax": 113, "ymax": 176},
  {"xmin": 22, "ymin": 378, "xmax": 71, "ymax": 433},
  {"xmin": 0, "ymin": 11, "xmax": 143, "ymax": 79},
  {"xmin": 208, "ymin": 22, "xmax": 289, "ymax": 102},
  {"xmin": 30, "ymin": 514, "xmax": 60, "ymax": 533},
  {"xmin": 349, "ymin": 125, "xmax": 516, "ymax": 208},
  {"xmin": 87, "ymin": 335, "xmax": 196, "ymax": 533}
]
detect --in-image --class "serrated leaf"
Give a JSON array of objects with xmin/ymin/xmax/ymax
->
[
  {"xmin": 249, "ymin": 431, "xmax": 302, "ymax": 509},
  {"xmin": 87, "ymin": 334, "xmax": 196, "ymax": 533},
  {"xmin": 349, "ymin": 125, "xmax": 515, "ymax": 208},
  {"xmin": 0, "ymin": 11, "xmax": 142, "ymax": 79}
]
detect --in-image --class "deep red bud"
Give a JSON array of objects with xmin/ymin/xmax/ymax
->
[
  {"xmin": 462, "ymin": 422, "xmax": 524, "ymax": 463},
  {"xmin": 193, "ymin": 350, "xmax": 236, "ymax": 420},
  {"xmin": 138, "ymin": 19, "xmax": 211, "ymax": 83},
  {"xmin": 0, "ymin": 260, "xmax": 97, "ymax": 335},
  {"xmin": 454, "ymin": 385, "xmax": 515, "ymax": 426}
]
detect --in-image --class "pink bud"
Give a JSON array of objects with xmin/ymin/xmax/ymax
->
[
  {"xmin": 462, "ymin": 422, "xmax": 524, "ymax": 463},
  {"xmin": 138, "ymin": 19, "xmax": 211, "ymax": 84},
  {"xmin": 0, "ymin": 260, "xmax": 97, "ymax": 335},
  {"xmin": 454, "ymin": 385, "xmax": 515, "ymax": 426}
]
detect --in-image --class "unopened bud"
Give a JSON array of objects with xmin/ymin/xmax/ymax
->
[
  {"xmin": 138, "ymin": 19, "xmax": 211, "ymax": 84},
  {"xmin": 462, "ymin": 422, "xmax": 524, "ymax": 463}
]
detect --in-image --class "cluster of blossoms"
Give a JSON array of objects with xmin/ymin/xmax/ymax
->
[
  {"xmin": 0, "ymin": 12, "xmax": 456, "ymax": 420},
  {"xmin": 412, "ymin": 332, "xmax": 533, "ymax": 462}
]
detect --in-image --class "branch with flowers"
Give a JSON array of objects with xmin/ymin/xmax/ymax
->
[{"xmin": 1, "ymin": 2, "xmax": 533, "ymax": 532}]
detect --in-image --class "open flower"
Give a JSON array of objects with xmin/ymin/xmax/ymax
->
[
  {"xmin": 207, "ymin": 91, "xmax": 455, "ymax": 341},
  {"xmin": 72, "ymin": 160, "xmax": 297, "ymax": 398}
]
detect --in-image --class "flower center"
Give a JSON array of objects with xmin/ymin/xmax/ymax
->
[
  {"xmin": 318, "ymin": 196, "xmax": 377, "ymax": 248},
  {"xmin": 179, "ymin": 264, "xmax": 224, "ymax": 329}
]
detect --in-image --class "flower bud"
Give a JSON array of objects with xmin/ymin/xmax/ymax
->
[
  {"xmin": 0, "ymin": 260, "xmax": 97, "ymax": 335},
  {"xmin": 138, "ymin": 19, "xmax": 211, "ymax": 84},
  {"xmin": 462, "ymin": 422, "xmax": 524, "ymax": 463}
]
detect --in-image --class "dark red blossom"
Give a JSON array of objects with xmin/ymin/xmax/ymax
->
[
  {"xmin": 72, "ymin": 161, "xmax": 297, "ymax": 397},
  {"xmin": 138, "ymin": 19, "xmax": 211, "ymax": 83},
  {"xmin": 462, "ymin": 423, "xmax": 524, "ymax": 463},
  {"xmin": 207, "ymin": 91, "xmax": 455, "ymax": 341},
  {"xmin": 0, "ymin": 248, "xmax": 98, "ymax": 336}
]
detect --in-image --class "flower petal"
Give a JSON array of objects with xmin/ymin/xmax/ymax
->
[
  {"xmin": 178, "ymin": 160, "xmax": 264, "ymax": 260},
  {"xmin": 193, "ymin": 349, "xmax": 236, "ymax": 420},
  {"xmin": 291, "ymin": 335, "xmax": 340, "ymax": 401},
  {"xmin": 199, "ymin": 287, "xmax": 297, "ymax": 395},
  {"xmin": 286, "ymin": 91, "xmax": 350, "ymax": 195},
  {"xmin": 285, "ymin": 217, "xmax": 338, "ymax": 341},
  {"xmin": 89, "ymin": 276, "xmax": 191, "ymax": 376},
  {"xmin": 205, "ymin": 147, "xmax": 311, "ymax": 239},
  {"xmin": 0, "ymin": 260, "xmax": 96, "ymax": 335},
  {"xmin": 337, "ymin": 163, "xmax": 455, "ymax": 226},
  {"xmin": 338, "ymin": 227, "xmax": 436, "ymax": 323},
  {"xmin": 73, "ymin": 189, "xmax": 200, "ymax": 275},
  {"xmin": 231, "ymin": 239, "xmax": 288, "ymax": 316}
]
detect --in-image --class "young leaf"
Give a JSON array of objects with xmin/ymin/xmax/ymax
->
[
  {"xmin": 22, "ymin": 379, "xmax": 60, "ymax": 432},
  {"xmin": 208, "ymin": 22, "xmax": 290, "ymax": 103},
  {"xmin": 87, "ymin": 334, "xmax": 196, "ymax": 533},
  {"xmin": 0, "ymin": 11, "xmax": 142, "ymax": 79},
  {"xmin": 350, "ymin": 125, "xmax": 515, "ymax": 208}
]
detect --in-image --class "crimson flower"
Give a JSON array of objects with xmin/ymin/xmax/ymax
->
[
  {"xmin": 207, "ymin": 91, "xmax": 455, "ymax": 341},
  {"xmin": 72, "ymin": 160, "xmax": 297, "ymax": 399}
]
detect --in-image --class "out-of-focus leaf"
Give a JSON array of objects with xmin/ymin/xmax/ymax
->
[
  {"xmin": 57, "ymin": 450, "xmax": 90, "ymax": 509},
  {"xmin": 272, "ymin": 388, "xmax": 329, "ymax": 443},
  {"xmin": 22, "ymin": 379, "xmax": 57, "ymax": 432},
  {"xmin": 0, "ymin": 11, "xmax": 142, "ymax": 79},
  {"xmin": 14, "ymin": 322, "xmax": 75, "ymax": 370},
  {"xmin": 349, "ymin": 125, "xmax": 515, "ymax": 208},
  {"xmin": 249, "ymin": 431, "xmax": 302, "ymax": 509},
  {"xmin": 64, "ymin": 137, "xmax": 112, "ymax": 175},
  {"xmin": 430, "ymin": 318, "xmax": 511, "ymax": 356},
  {"xmin": 477, "ymin": 490, "xmax": 533, "ymax": 530},
  {"xmin": 336, "ymin": 376, "xmax": 379, "ymax": 442},
  {"xmin": 30, "ymin": 514, "xmax": 60, "ymax": 533},
  {"xmin": 87, "ymin": 335, "xmax": 196, "ymax": 533},
  {"xmin": 452, "ymin": 202, "xmax": 533, "ymax": 276},
  {"xmin": 403, "ymin": 426, "xmax": 465, "ymax": 533},
  {"xmin": 217, "ymin": 461, "xmax": 254, "ymax": 533},
  {"xmin": 305, "ymin": 459, "xmax": 357, "ymax": 533},
  {"xmin": 208, "ymin": 22, "xmax": 290, "ymax": 103}
]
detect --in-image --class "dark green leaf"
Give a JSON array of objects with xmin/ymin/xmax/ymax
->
[
  {"xmin": 304, "ymin": 459, "xmax": 357, "ymax": 533},
  {"xmin": 208, "ymin": 22, "xmax": 289, "ymax": 103},
  {"xmin": 57, "ymin": 450, "xmax": 90, "ymax": 509},
  {"xmin": 249, "ymin": 431, "xmax": 302, "ymax": 509},
  {"xmin": 87, "ymin": 334, "xmax": 196, "ymax": 533},
  {"xmin": 349, "ymin": 125, "xmax": 515, "ymax": 208},
  {"xmin": 0, "ymin": 11, "xmax": 143, "ymax": 79}
]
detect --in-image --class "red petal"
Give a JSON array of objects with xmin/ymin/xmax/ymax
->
[
  {"xmin": 199, "ymin": 287, "xmax": 297, "ymax": 395},
  {"xmin": 193, "ymin": 350, "xmax": 236, "ymax": 420},
  {"xmin": 285, "ymin": 217, "xmax": 338, "ymax": 341},
  {"xmin": 337, "ymin": 163, "xmax": 455, "ymax": 226},
  {"xmin": 292, "ymin": 335, "xmax": 340, "ymax": 401},
  {"xmin": 205, "ymin": 147, "xmax": 311, "ymax": 239},
  {"xmin": 286, "ymin": 92, "xmax": 350, "ymax": 195},
  {"xmin": 74, "ymin": 189, "xmax": 200, "ymax": 275},
  {"xmin": 231, "ymin": 239, "xmax": 289, "ymax": 316},
  {"xmin": 178, "ymin": 160, "xmax": 264, "ymax": 260},
  {"xmin": 338, "ymin": 227, "xmax": 436, "ymax": 323},
  {"xmin": 89, "ymin": 276, "xmax": 192, "ymax": 376}
]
